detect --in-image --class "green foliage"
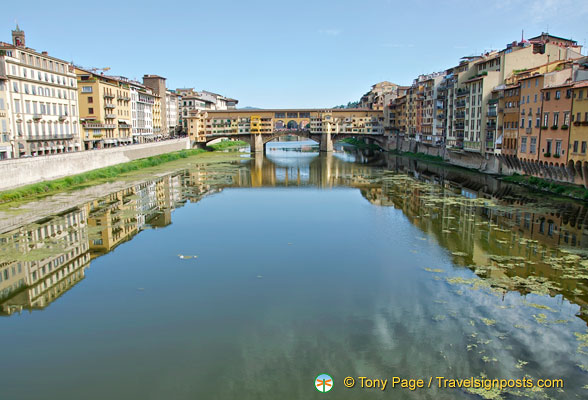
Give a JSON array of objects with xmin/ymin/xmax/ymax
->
[
  {"xmin": 208, "ymin": 140, "xmax": 248, "ymax": 151},
  {"xmin": 341, "ymin": 137, "xmax": 380, "ymax": 150},
  {"xmin": 0, "ymin": 149, "xmax": 205, "ymax": 204},
  {"xmin": 502, "ymin": 173, "xmax": 588, "ymax": 200}
]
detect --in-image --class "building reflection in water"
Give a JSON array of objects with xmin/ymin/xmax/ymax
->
[{"xmin": 1, "ymin": 148, "xmax": 587, "ymax": 323}]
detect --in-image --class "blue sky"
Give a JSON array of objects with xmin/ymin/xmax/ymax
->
[{"xmin": 2, "ymin": 0, "xmax": 587, "ymax": 108}]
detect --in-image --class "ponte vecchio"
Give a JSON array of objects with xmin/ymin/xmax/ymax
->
[{"xmin": 185, "ymin": 109, "xmax": 386, "ymax": 152}]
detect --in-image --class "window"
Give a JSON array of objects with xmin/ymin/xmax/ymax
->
[
  {"xmin": 578, "ymin": 112, "xmax": 582, "ymax": 122},
  {"xmin": 0, "ymin": 99, "xmax": 4, "ymax": 110},
  {"xmin": 521, "ymin": 137, "xmax": 527, "ymax": 153},
  {"xmin": 545, "ymin": 92, "xmax": 550, "ymax": 101},
  {"xmin": 555, "ymin": 90, "xmax": 561, "ymax": 100},
  {"xmin": 528, "ymin": 119, "xmax": 532, "ymax": 128},
  {"xmin": 555, "ymin": 140, "xmax": 562, "ymax": 156},
  {"xmin": 81, "ymin": 86, "xmax": 92, "ymax": 93},
  {"xmin": 546, "ymin": 140, "xmax": 552, "ymax": 154},
  {"xmin": 543, "ymin": 113, "xmax": 549, "ymax": 126},
  {"xmin": 13, "ymin": 82, "xmax": 19, "ymax": 92},
  {"xmin": 534, "ymin": 94, "xmax": 537, "ymax": 103},
  {"xmin": 25, "ymin": 101, "xmax": 30, "ymax": 113},
  {"xmin": 580, "ymin": 90, "xmax": 584, "ymax": 100},
  {"xmin": 88, "ymin": 107, "xmax": 94, "ymax": 114},
  {"xmin": 88, "ymin": 97, "xmax": 93, "ymax": 104},
  {"xmin": 574, "ymin": 140, "xmax": 579, "ymax": 153},
  {"xmin": 564, "ymin": 112, "xmax": 570, "ymax": 126},
  {"xmin": 553, "ymin": 112, "xmax": 559, "ymax": 126},
  {"xmin": 583, "ymin": 141, "xmax": 587, "ymax": 154},
  {"xmin": 521, "ymin": 117, "xmax": 525, "ymax": 127},
  {"xmin": 530, "ymin": 137, "xmax": 537, "ymax": 154},
  {"xmin": 527, "ymin": 95, "xmax": 530, "ymax": 103},
  {"xmin": 535, "ymin": 78, "xmax": 539, "ymax": 87},
  {"xmin": 14, "ymin": 99, "xmax": 20, "ymax": 113},
  {"xmin": 536, "ymin": 118, "xmax": 540, "ymax": 128}
]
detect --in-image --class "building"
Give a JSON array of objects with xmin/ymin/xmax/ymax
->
[
  {"xmin": 569, "ymin": 81, "xmax": 588, "ymax": 170},
  {"xmin": 76, "ymin": 68, "xmax": 132, "ymax": 149},
  {"xmin": 178, "ymin": 88, "xmax": 238, "ymax": 132},
  {"xmin": 420, "ymin": 73, "xmax": 446, "ymax": 145},
  {"xmin": 0, "ymin": 26, "xmax": 81, "ymax": 158},
  {"xmin": 500, "ymin": 83, "xmax": 521, "ymax": 157},
  {"xmin": 0, "ymin": 73, "xmax": 9, "ymax": 159},
  {"xmin": 142, "ymin": 75, "xmax": 168, "ymax": 137},
  {"xmin": 359, "ymin": 81, "xmax": 399, "ymax": 110},
  {"xmin": 165, "ymin": 90, "xmax": 180, "ymax": 135},
  {"xmin": 153, "ymin": 95, "xmax": 162, "ymax": 137},
  {"xmin": 534, "ymin": 68, "xmax": 574, "ymax": 165},
  {"xmin": 129, "ymin": 80, "xmax": 156, "ymax": 142}
]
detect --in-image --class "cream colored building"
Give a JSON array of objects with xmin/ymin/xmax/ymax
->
[
  {"xmin": 0, "ymin": 26, "xmax": 81, "ymax": 158},
  {"xmin": 0, "ymin": 75, "xmax": 9, "ymax": 159},
  {"xmin": 76, "ymin": 69, "xmax": 132, "ymax": 149}
]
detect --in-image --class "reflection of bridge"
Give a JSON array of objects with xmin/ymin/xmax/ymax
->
[{"xmin": 186, "ymin": 108, "xmax": 387, "ymax": 152}]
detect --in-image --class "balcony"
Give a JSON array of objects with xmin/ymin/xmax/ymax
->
[
  {"xmin": 487, "ymin": 110, "xmax": 497, "ymax": 117},
  {"xmin": 83, "ymin": 122, "xmax": 105, "ymax": 128},
  {"xmin": 455, "ymin": 100, "xmax": 466, "ymax": 108},
  {"xmin": 118, "ymin": 123, "xmax": 132, "ymax": 129},
  {"xmin": 33, "ymin": 114, "xmax": 42, "ymax": 120},
  {"xmin": 58, "ymin": 115, "xmax": 67, "ymax": 121},
  {"xmin": 27, "ymin": 134, "xmax": 74, "ymax": 141},
  {"xmin": 103, "ymin": 93, "xmax": 114, "ymax": 99},
  {"xmin": 117, "ymin": 95, "xmax": 130, "ymax": 101},
  {"xmin": 104, "ymin": 103, "xmax": 115, "ymax": 109},
  {"xmin": 456, "ymin": 89, "xmax": 469, "ymax": 97},
  {"xmin": 455, "ymin": 112, "xmax": 466, "ymax": 119},
  {"xmin": 526, "ymin": 127, "xmax": 532, "ymax": 134},
  {"xmin": 105, "ymin": 113, "xmax": 117, "ymax": 119}
]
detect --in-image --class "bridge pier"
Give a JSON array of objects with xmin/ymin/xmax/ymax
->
[
  {"xmin": 320, "ymin": 131, "xmax": 333, "ymax": 152},
  {"xmin": 250, "ymin": 134, "xmax": 264, "ymax": 153}
]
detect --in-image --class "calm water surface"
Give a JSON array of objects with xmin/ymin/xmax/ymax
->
[{"xmin": 1, "ymin": 142, "xmax": 588, "ymax": 399}]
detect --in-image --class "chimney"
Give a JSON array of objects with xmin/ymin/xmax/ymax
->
[{"xmin": 41, "ymin": 51, "xmax": 48, "ymax": 55}]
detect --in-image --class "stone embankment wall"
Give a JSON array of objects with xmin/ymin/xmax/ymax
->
[
  {"xmin": 385, "ymin": 138, "xmax": 588, "ymax": 187},
  {"xmin": 0, "ymin": 138, "xmax": 190, "ymax": 191}
]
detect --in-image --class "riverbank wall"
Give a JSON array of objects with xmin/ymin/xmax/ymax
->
[
  {"xmin": 385, "ymin": 137, "xmax": 588, "ymax": 188},
  {"xmin": 0, "ymin": 138, "xmax": 190, "ymax": 191}
]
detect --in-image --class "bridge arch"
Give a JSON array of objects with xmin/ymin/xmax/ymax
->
[{"xmin": 287, "ymin": 120, "xmax": 299, "ymax": 130}]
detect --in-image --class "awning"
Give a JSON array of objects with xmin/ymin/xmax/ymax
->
[{"xmin": 496, "ymin": 134, "xmax": 503, "ymax": 145}]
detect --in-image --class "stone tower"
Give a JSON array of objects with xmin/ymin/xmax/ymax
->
[{"xmin": 12, "ymin": 25, "xmax": 25, "ymax": 47}]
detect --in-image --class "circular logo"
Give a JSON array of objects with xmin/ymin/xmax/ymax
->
[{"xmin": 315, "ymin": 373, "xmax": 333, "ymax": 392}]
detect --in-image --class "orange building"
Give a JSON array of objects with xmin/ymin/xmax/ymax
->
[
  {"xmin": 517, "ymin": 75, "xmax": 544, "ymax": 161},
  {"xmin": 539, "ymin": 83, "xmax": 573, "ymax": 164}
]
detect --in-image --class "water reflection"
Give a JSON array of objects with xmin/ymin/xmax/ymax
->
[
  {"xmin": 1, "ymin": 144, "xmax": 588, "ymax": 398},
  {"xmin": 1, "ymin": 147, "xmax": 588, "ymax": 323}
]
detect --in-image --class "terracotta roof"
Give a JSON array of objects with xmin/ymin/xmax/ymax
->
[{"xmin": 573, "ymin": 80, "xmax": 588, "ymax": 89}]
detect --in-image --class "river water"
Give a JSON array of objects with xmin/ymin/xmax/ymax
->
[{"xmin": 1, "ymin": 142, "xmax": 587, "ymax": 399}]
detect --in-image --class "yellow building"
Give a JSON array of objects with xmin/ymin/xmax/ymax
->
[
  {"xmin": 76, "ymin": 68, "xmax": 132, "ymax": 149},
  {"xmin": 87, "ymin": 187, "xmax": 138, "ymax": 254},
  {"xmin": 569, "ymin": 81, "xmax": 588, "ymax": 169},
  {"xmin": 153, "ymin": 95, "xmax": 162, "ymax": 137}
]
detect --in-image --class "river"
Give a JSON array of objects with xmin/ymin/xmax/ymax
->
[{"xmin": 1, "ymin": 141, "xmax": 587, "ymax": 399}]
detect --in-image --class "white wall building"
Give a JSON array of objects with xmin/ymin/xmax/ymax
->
[
  {"xmin": 0, "ymin": 26, "xmax": 80, "ymax": 158},
  {"xmin": 165, "ymin": 90, "xmax": 179, "ymax": 134},
  {"xmin": 129, "ymin": 81, "xmax": 156, "ymax": 142}
]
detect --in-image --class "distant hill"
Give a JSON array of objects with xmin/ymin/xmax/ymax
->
[{"xmin": 239, "ymin": 106, "xmax": 261, "ymax": 110}]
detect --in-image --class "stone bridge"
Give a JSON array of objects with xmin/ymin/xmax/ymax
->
[{"xmin": 190, "ymin": 108, "xmax": 387, "ymax": 152}]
